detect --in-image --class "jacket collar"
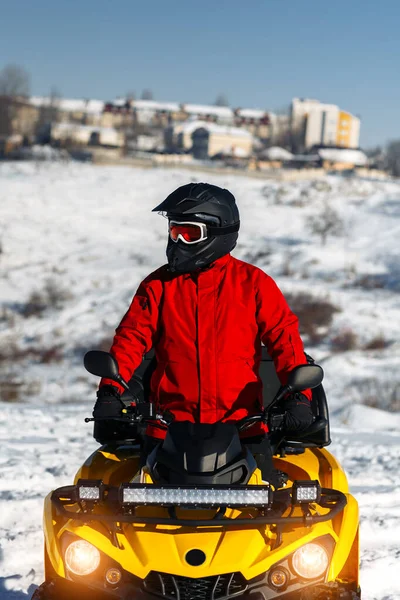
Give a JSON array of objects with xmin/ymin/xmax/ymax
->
[
  {"xmin": 209, "ymin": 253, "xmax": 231, "ymax": 270},
  {"xmin": 191, "ymin": 253, "xmax": 231, "ymax": 278}
]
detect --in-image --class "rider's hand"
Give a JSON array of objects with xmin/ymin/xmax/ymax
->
[
  {"xmin": 283, "ymin": 393, "xmax": 314, "ymax": 432},
  {"xmin": 93, "ymin": 385, "xmax": 124, "ymax": 419}
]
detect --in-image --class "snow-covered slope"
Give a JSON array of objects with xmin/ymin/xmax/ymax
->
[{"xmin": 0, "ymin": 161, "xmax": 399, "ymax": 598}]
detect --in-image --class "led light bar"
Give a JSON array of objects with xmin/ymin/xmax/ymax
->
[
  {"xmin": 77, "ymin": 479, "xmax": 104, "ymax": 502},
  {"xmin": 120, "ymin": 484, "xmax": 272, "ymax": 507},
  {"xmin": 292, "ymin": 480, "xmax": 321, "ymax": 504}
]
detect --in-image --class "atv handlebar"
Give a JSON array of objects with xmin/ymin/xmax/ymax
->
[
  {"xmin": 86, "ymin": 402, "xmax": 174, "ymax": 428},
  {"xmin": 86, "ymin": 406, "xmax": 286, "ymax": 434}
]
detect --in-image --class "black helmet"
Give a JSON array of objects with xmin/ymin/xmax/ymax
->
[{"xmin": 152, "ymin": 183, "xmax": 240, "ymax": 273}]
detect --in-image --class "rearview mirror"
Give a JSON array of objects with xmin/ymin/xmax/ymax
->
[
  {"xmin": 286, "ymin": 364, "xmax": 324, "ymax": 393},
  {"xmin": 84, "ymin": 350, "xmax": 130, "ymax": 391}
]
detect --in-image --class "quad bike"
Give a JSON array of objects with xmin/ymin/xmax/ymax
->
[{"xmin": 33, "ymin": 349, "xmax": 360, "ymax": 600}]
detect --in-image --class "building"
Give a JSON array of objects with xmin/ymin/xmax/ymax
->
[
  {"xmin": 167, "ymin": 120, "xmax": 254, "ymax": 159},
  {"xmin": 182, "ymin": 103, "xmax": 233, "ymax": 125},
  {"xmin": 49, "ymin": 122, "xmax": 124, "ymax": 148},
  {"xmin": 0, "ymin": 96, "xmax": 39, "ymax": 139},
  {"xmin": 28, "ymin": 95, "xmax": 277, "ymax": 143},
  {"xmin": 291, "ymin": 98, "xmax": 360, "ymax": 150},
  {"xmin": 234, "ymin": 108, "xmax": 271, "ymax": 141},
  {"xmin": 30, "ymin": 96, "xmax": 104, "ymax": 127}
]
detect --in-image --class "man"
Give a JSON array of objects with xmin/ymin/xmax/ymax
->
[{"xmin": 93, "ymin": 183, "xmax": 313, "ymax": 448}]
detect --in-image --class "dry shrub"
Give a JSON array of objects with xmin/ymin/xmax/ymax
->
[
  {"xmin": 261, "ymin": 185, "xmax": 286, "ymax": 204},
  {"xmin": 0, "ymin": 343, "xmax": 32, "ymax": 362},
  {"xmin": 244, "ymin": 245, "xmax": 273, "ymax": 266},
  {"xmin": 0, "ymin": 307, "xmax": 17, "ymax": 328},
  {"xmin": 0, "ymin": 380, "xmax": 25, "ymax": 402},
  {"xmin": 21, "ymin": 278, "xmax": 73, "ymax": 318},
  {"xmin": 97, "ymin": 336, "xmax": 114, "ymax": 352},
  {"xmin": 281, "ymin": 253, "xmax": 294, "ymax": 277},
  {"xmin": 284, "ymin": 292, "xmax": 340, "ymax": 343},
  {"xmin": 0, "ymin": 341, "xmax": 63, "ymax": 364},
  {"xmin": 290, "ymin": 188, "xmax": 310, "ymax": 208},
  {"xmin": 311, "ymin": 180, "xmax": 332, "ymax": 193},
  {"xmin": 21, "ymin": 290, "xmax": 48, "ymax": 317},
  {"xmin": 0, "ymin": 378, "xmax": 42, "ymax": 403},
  {"xmin": 307, "ymin": 202, "xmax": 344, "ymax": 246},
  {"xmin": 330, "ymin": 328, "xmax": 358, "ymax": 352},
  {"xmin": 41, "ymin": 346, "xmax": 63, "ymax": 363},
  {"xmin": 351, "ymin": 378, "xmax": 400, "ymax": 412},
  {"xmin": 363, "ymin": 335, "xmax": 389, "ymax": 351},
  {"xmin": 354, "ymin": 274, "xmax": 387, "ymax": 290}
]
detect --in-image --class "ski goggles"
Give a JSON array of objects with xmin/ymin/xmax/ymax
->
[
  {"xmin": 169, "ymin": 219, "xmax": 241, "ymax": 244},
  {"xmin": 169, "ymin": 221, "xmax": 208, "ymax": 244}
]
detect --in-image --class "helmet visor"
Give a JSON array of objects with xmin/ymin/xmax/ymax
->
[{"xmin": 169, "ymin": 221, "xmax": 208, "ymax": 245}]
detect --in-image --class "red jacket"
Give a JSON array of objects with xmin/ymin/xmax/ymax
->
[{"xmin": 101, "ymin": 254, "xmax": 310, "ymax": 438}]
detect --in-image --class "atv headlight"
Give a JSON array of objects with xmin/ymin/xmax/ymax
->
[
  {"xmin": 77, "ymin": 479, "xmax": 104, "ymax": 502},
  {"xmin": 291, "ymin": 542, "xmax": 329, "ymax": 580},
  {"xmin": 292, "ymin": 480, "xmax": 321, "ymax": 504},
  {"xmin": 120, "ymin": 484, "xmax": 272, "ymax": 507},
  {"xmin": 65, "ymin": 539, "xmax": 101, "ymax": 576}
]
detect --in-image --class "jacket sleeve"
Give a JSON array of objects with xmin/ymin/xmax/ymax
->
[
  {"xmin": 255, "ymin": 272, "xmax": 311, "ymax": 401},
  {"xmin": 99, "ymin": 277, "xmax": 161, "ymax": 393}
]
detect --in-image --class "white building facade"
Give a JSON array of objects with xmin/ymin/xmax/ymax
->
[{"xmin": 291, "ymin": 98, "xmax": 360, "ymax": 150}]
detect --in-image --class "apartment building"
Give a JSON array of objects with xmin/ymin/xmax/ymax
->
[{"xmin": 291, "ymin": 98, "xmax": 360, "ymax": 150}]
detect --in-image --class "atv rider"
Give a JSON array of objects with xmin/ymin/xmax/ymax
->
[{"xmin": 93, "ymin": 183, "xmax": 314, "ymax": 472}]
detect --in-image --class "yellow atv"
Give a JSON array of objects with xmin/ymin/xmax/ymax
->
[{"xmin": 33, "ymin": 350, "xmax": 360, "ymax": 600}]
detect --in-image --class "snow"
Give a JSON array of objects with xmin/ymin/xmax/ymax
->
[
  {"xmin": 183, "ymin": 103, "xmax": 233, "ymax": 118},
  {"xmin": 51, "ymin": 123, "xmax": 122, "ymax": 146},
  {"xmin": 342, "ymin": 404, "xmax": 400, "ymax": 430},
  {"xmin": 236, "ymin": 108, "xmax": 268, "ymax": 120},
  {"xmin": 133, "ymin": 99, "xmax": 181, "ymax": 112},
  {"xmin": 178, "ymin": 119, "xmax": 253, "ymax": 138},
  {"xmin": 0, "ymin": 162, "xmax": 399, "ymax": 598},
  {"xmin": 259, "ymin": 146, "xmax": 294, "ymax": 160},
  {"xmin": 318, "ymin": 147, "xmax": 368, "ymax": 166},
  {"xmin": 29, "ymin": 96, "xmax": 104, "ymax": 115}
]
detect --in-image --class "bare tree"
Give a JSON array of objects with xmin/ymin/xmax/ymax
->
[
  {"xmin": 385, "ymin": 140, "xmax": 400, "ymax": 177},
  {"xmin": 0, "ymin": 64, "xmax": 31, "ymax": 138},
  {"xmin": 36, "ymin": 87, "xmax": 62, "ymax": 142},
  {"xmin": 214, "ymin": 93, "xmax": 229, "ymax": 107},
  {"xmin": 307, "ymin": 202, "xmax": 344, "ymax": 246},
  {"xmin": 141, "ymin": 89, "xmax": 154, "ymax": 100},
  {"xmin": 0, "ymin": 64, "xmax": 30, "ymax": 97},
  {"xmin": 44, "ymin": 87, "xmax": 61, "ymax": 120},
  {"xmin": 0, "ymin": 97, "xmax": 11, "ymax": 136}
]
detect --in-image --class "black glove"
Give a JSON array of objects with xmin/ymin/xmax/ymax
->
[
  {"xmin": 93, "ymin": 385, "xmax": 124, "ymax": 419},
  {"xmin": 283, "ymin": 393, "xmax": 314, "ymax": 432}
]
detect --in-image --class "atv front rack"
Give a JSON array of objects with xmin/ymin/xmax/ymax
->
[{"xmin": 51, "ymin": 483, "xmax": 347, "ymax": 528}]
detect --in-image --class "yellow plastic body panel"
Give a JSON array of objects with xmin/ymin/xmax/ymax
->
[
  {"xmin": 45, "ymin": 444, "xmax": 359, "ymax": 585},
  {"xmin": 74, "ymin": 444, "xmax": 140, "ymax": 485}
]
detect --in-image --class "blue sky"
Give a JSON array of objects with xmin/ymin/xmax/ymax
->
[{"xmin": 1, "ymin": 0, "xmax": 399, "ymax": 147}]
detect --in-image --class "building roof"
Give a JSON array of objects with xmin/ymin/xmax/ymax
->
[
  {"xmin": 259, "ymin": 146, "xmax": 294, "ymax": 160},
  {"xmin": 28, "ymin": 95, "xmax": 272, "ymax": 123},
  {"xmin": 133, "ymin": 99, "xmax": 181, "ymax": 112},
  {"xmin": 183, "ymin": 104, "xmax": 233, "ymax": 118},
  {"xmin": 178, "ymin": 119, "xmax": 253, "ymax": 139},
  {"xmin": 317, "ymin": 147, "xmax": 367, "ymax": 165},
  {"xmin": 236, "ymin": 108, "xmax": 267, "ymax": 119},
  {"xmin": 52, "ymin": 122, "xmax": 118, "ymax": 135},
  {"xmin": 30, "ymin": 96, "xmax": 104, "ymax": 115}
]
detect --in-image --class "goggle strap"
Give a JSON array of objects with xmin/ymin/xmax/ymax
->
[{"xmin": 207, "ymin": 222, "xmax": 240, "ymax": 236}]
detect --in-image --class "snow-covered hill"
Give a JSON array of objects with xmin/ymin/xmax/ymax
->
[{"xmin": 0, "ymin": 161, "xmax": 399, "ymax": 598}]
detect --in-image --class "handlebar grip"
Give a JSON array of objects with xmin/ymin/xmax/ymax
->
[{"xmin": 269, "ymin": 413, "xmax": 286, "ymax": 432}]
